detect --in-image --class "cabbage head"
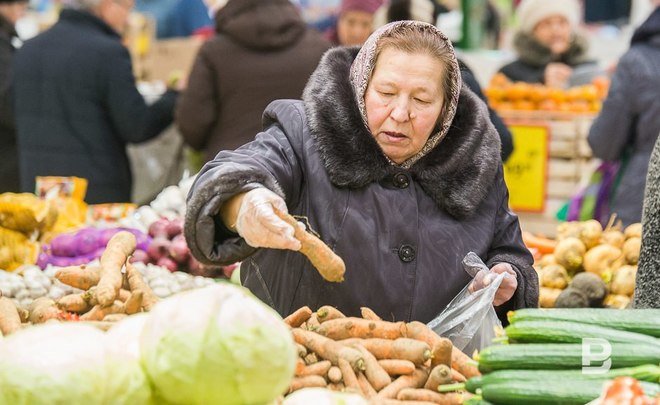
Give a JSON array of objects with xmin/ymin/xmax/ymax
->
[
  {"xmin": 0, "ymin": 323, "xmax": 151, "ymax": 405},
  {"xmin": 141, "ymin": 283, "xmax": 296, "ymax": 405}
]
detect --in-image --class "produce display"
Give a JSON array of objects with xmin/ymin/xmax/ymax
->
[
  {"xmin": 485, "ymin": 74, "xmax": 609, "ymax": 113},
  {"xmin": 439, "ymin": 308, "xmax": 660, "ymax": 404},
  {"xmin": 524, "ymin": 219, "xmax": 641, "ymax": 309},
  {"xmin": 282, "ymin": 305, "xmax": 477, "ymax": 403}
]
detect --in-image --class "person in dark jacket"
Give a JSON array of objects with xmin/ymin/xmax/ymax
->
[
  {"xmin": 499, "ymin": 0, "xmax": 593, "ymax": 87},
  {"xmin": 175, "ymin": 0, "xmax": 329, "ymax": 164},
  {"xmin": 373, "ymin": 0, "xmax": 513, "ymax": 161},
  {"xmin": 184, "ymin": 21, "xmax": 537, "ymax": 323},
  {"xmin": 0, "ymin": 0, "xmax": 28, "ymax": 192},
  {"xmin": 13, "ymin": 0, "xmax": 177, "ymax": 203},
  {"xmin": 588, "ymin": 5, "xmax": 660, "ymax": 226}
]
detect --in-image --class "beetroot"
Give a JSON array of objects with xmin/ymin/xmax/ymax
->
[
  {"xmin": 165, "ymin": 218, "xmax": 184, "ymax": 239},
  {"xmin": 147, "ymin": 237, "xmax": 171, "ymax": 262},
  {"xmin": 148, "ymin": 219, "xmax": 170, "ymax": 239},
  {"xmin": 130, "ymin": 249, "xmax": 150, "ymax": 264},
  {"xmin": 50, "ymin": 233, "xmax": 78, "ymax": 257},
  {"xmin": 169, "ymin": 234, "xmax": 190, "ymax": 264},
  {"xmin": 157, "ymin": 257, "xmax": 178, "ymax": 272}
]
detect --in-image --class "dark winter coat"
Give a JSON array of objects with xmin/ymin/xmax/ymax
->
[
  {"xmin": 588, "ymin": 7, "xmax": 660, "ymax": 226},
  {"xmin": 13, "ymin": 9, "xmax": 177, "ymax": 203},
  {"xmin": 499, "ymin": 32, "xmax": 594, "ymax": 84},
  {"xmin": 0, "ymin": 14, "xmax": 19, "ymax": 192},
  {"xmin": 184, "ymin": 47, "xmax": 537, "ymax": 323},
  {"xmin": 175, "ymin": 0, "xmax": 330, "ymax": 163}
]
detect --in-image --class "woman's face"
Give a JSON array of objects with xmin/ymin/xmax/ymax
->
[
  {"xmin": 337, "ymin": 10, "xmax": 373, "ymax": 46},
  {"xmin": 533, "ymin": 15, "xmax": 571, "ymax": 55},
  {"xmin": 365, "ymin": 48, "xmax": 445, "ymax": 164}
]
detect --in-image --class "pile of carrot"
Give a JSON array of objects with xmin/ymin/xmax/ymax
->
[
  {"xmin": 0, "ymin": 231, "xmax": 159, "ymax": 335},
  {"xmin": 282, "ymin": 306, "xmax": 480, "ymax": 405}
]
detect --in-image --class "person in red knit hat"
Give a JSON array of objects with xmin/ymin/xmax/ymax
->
[{"xmin": 326, "ymin": 0, "xmax": 384, "ymax": 46}]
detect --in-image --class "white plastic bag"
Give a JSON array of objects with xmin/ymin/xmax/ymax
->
[{"xmin": 427, "ymin": 252, "xmax": 503, "ymax": 355}]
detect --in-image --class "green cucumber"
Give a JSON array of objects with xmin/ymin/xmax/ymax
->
[
  {"xmin": 505, "ymin": 320, "xmax": 660, "ymax": 345},
  {"xmin": 477, "ymin": 343, "xmax": 660, "ymax": 373},
  {"xmin": 508, "ymin": 309, "xmax": 660, "ymax": 337},
  {"xmin": 481, "ymin": 379, "xmax": 660, "ymax": 405},
  {"xmin": 466, "ymin": 365, "xmax": 660, "ymax": 393}
]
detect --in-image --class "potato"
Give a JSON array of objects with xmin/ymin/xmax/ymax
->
[
  {"xmin": 600, "ymin": 230, "xmax": 625, "ymax": 249},
  {"xmin": 623, "ymin": 237, "xmax": 641, "ymax": 265},
  {"xmin": 604, "ymin": 294, "xmax": 631, "ymax": 309},
  {"xmin": 579, "ymin": 220, "xmax": 603, "ymax": 250},
  {"xmin": 539, "ymin": 287, "xmax": 562, "ymax": 308},
  {"xmin": 624, "ymin": 223, "xmax": 642, "ymax": 240},
  {"xmin": 554, "ymin": 237, "xmax": 586, "ymax": 273},
  {"xmin": 540, "ymin": 264, "xmax": 569, "ymax": 289},
  {"xmin": 610, "ymin": 265, "xmax": 637, "ymax": 296},
  {"xmin": 583, "ymin": 245, "xmax": 623, "ymax": 277}
]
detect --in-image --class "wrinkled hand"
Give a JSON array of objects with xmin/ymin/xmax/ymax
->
[
  {"xmin": 235, "ymin": 188, "xmax": 301, "ymax": 251},
  {"xmin": 544, "ymin": 63, "xmax": 572, "ymax": 88},
  {"xmin": 468, "ymin": 263, "xmax": 518, "ymax": 306}
]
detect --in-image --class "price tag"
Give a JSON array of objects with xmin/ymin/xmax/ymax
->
[{"xmin": 503, "ymin": 124, "xmax": 549, "ymax": 212}]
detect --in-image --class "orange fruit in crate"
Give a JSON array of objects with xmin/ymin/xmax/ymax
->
[
  {"xmin": 490, "ymin": 73, "xmax": 510, "ymax": 88},
  {"xmin": 507, "ymin": 82, "xmax": 531, "ymax": 101},
  {"xmin": 538, "ymin": 99, "xmax": 559, "ymax": 111},
  {"xmin": 579, "ymin": 84, "xmax": 600, "ymax": 102},
  {"xmin": 497, "ymin": 101, "xmax": 515, "ymax": 111},
  {"xmin": 569, "ymin": 100, "xmax": 591, "ymax": 113},
  {"xmin": 514, "ymin": 100, "xmax": 536, "ymax": 111},
  {"xmin": 548, "ymin": 88, "xmax": 567, "ymax": 103},
  {"xmin": 557, "ymin": 102, "xmax": 572, "ymax": 112},
  {"xmin": 566, "ymin": 87, "xmax": 582, "ymax": 102},
  {"xmin": 485, "ymin": 86, "xmax": 506, "ymax": 102},
  {"xmin": 529, "ymin": 85, "xmax": 549, "ymax": 103},
  {"xmin": 590, "ymin": 101, "xmax": 603, "ymax": 112}
]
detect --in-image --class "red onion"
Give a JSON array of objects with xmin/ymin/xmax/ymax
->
[
  {"xmin": 146, "ymin": 237, "xmax": 171, "ymax": 262},
  {"xmin": 148, "ymin": 219, "xmax": 170, "ymax": 239},
  {"xmin": 187, "ymin": 256, "xmax": 205, "ymax": 276},
  {"xmin": 130, "ymin": 249, "xmax": 150, "ymax": 264},
  {"xmin": 165, "ymin": 218, "xmax": 184, "ymax": 239},
  {"xmin": 157, "ymin": 257, "xmax": 178, "ymax": 273},
  {"xmin": 168, "ymin": 234, "xmax": 190, "ymax": 264}
]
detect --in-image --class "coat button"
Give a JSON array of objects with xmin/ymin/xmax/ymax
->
[
  {"xmin": 393, "ymin": 173, "xmax": 410, "ymax": 189},
  {"xmin": 398, "ymin": 244, "xmax": 416, "ymax": 262}
]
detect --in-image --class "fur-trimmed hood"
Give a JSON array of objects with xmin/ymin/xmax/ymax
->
[
  {"xmin": 302, "ymin": 46, "xmax": 501, "ymax": 219},
  {"xmin": 513, "ymin": 31, "xmax": 590, "ymax": 68}
]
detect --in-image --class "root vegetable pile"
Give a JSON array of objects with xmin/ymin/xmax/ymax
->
[{"xmin": 284, "ymin": 306, "xmax": 476, "ymax": 404}]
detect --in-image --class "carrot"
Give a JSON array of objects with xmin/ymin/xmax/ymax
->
[
  {"xmin": 522, "ymin": 231, "xmax": 556, "ymax": 255},
  {"xmin": 274, "ymin": 209, "xmax": 345, "ymax": 282},
  {"xmin": 96, "ymin": 232, "xmax": 136, "ymax": 307},
  {"xmin": 296, "ymin": 343, "xmax": 308, "ymax": 358},
  {"xmin": 424, "ymin": 365, "xmax": 452, "ymax": 391},
  {"xmin": 406, "ymin": 321, "xmax": 440, "ymax": 347},
  {"xmin": 56, "ymin": 293, "xmax": 91, "ymax": 313},
  {"xmin": 450, "ymin": 369, "xmax": 466, "ymax": 383},
  {"xmin": 379, "ymin": 359, "xmax": 416, "ymax": 376},
  {"xmin": 295, "ymin": 358, "xmax": 306, "ymax": 375},
  {"xmin": 361, "ymin": 307, "xmax": 382, "ymax": 321},
  {"xmin": 284, "ymin": 306, "xmax": 313, "ymax": 328},
  {"xmin": 292, "ymin": 329, "xmax": 364, "ymax": 371},
  {"xmin": 29, "ymin": 297, "xmax": 64, "ymax": 324},
  {"xmin": 124, "ymin": 290, "xmax": 143, "ymax": 315},
  {"xmin": 377, "ymin": 368, "xmax": 429, "ymax": 399},
  {"xmin": 398, "ymin": 388, "xmax": 465, "ymax": 404},
  {"xmin": 317, "ymin": 306, "xmax": 346, "ymax": 323},
  {"xmin": 297, "ymin": 360, "xmax": 332, "ymax": 377},
  {"xmin": 357, "ymin": 372, "xmax": 378, "ymax": 398},
  {"xmin": 54, "ymin": 265, "xmax": 101, "ymax": 290},
  {"xmin": 288, "ymin": 375, "xmax": 327, "ymax": 393},
  {"xmin": 306, "ymin": 313, "xmax": 320, "ymax": 331},
  {"xmin": 80, "ymin": 300, "xmax": 125, "ymax": 321},
  {"xmin": 317, "ymin": 317, "xmax": 407, "ymax": 340},
  {"xmin": 0, "ymin": 297, "xmax": 22, "ymax": 335},
  {"xmin": 338, "ymin": 358, "xmax": 360, "ymax": 391},
  {"xmin": 126, "ymin": 261, "xmax": 158, "ymax": 310},
  {"xmin": 103, "ymin": 313, "xmax": 128, "ymax": 322},
  {"xmin": 430, "ymin": 338, "xmax": 453, "ymax": 368},
  {"xmin": 354, "ymin": 344, "xmax": 391, "ymax": 391},
  {"xmin": 356, "ymin": 338, "xmax": 431, "ymax": 365},
  {"xmin": 328, "ymin": 382, "xmax": 345, "ymax": 391},
  {"xmin": 328, "ymin": 366, "xmax": 343, "ymax": 383}
]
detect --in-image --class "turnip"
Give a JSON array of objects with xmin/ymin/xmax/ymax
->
[
  {"xmin": 165, "ymin": 218, "xmax": 183, "ymax": 239},
  {"xmin": 147, "ymin": 238, "xmax": 170, "ymax": 262},
  {"xmin": 168, "ymin": 235, "xmax": 189, "ymax": 264},
  {"xmin": 148, "ymin": 219, "xmax": 169, "ymax": 239},
  {"xmin": 157, "ymin": 257, "xmax": 178, "ymax": 273}
]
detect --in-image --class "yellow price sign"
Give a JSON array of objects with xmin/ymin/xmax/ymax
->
[{"xmin": 503, "ymin": 124, "xmax": 549, "ymax": 212}]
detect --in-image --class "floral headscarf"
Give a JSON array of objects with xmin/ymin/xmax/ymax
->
[{"xmin": 349, "ymin": 21, "xmax": 462, "ymax": 169}]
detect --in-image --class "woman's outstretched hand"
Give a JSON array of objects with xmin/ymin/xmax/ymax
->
[{"xmin": 468, "ymin": 263, "xmax": 518, "ymax": 306}]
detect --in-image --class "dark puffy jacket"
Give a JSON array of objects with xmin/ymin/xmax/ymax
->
[
  {"xmin": 588, "ymin": 7, "xmax": 660, "ymax": 226},
  {"xmin": 175, "ymin": 0, "xmax": 329, "ymax": 163},
  {"xmin": 0, "ymin": 14, "xmax": 18, "ymax": 192},
  {"xmin": 13, "ymin": 9, "xmax": 177, "ymax": 203},
  {"xmin": 185, "ymin": 47, "xmax": 537, "ymax": 323}
]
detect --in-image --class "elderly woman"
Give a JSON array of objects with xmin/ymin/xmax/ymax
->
[
  {"xmin": 499, "ymin": 0, "xmax": 593, "ymax": 88},
  {"xmin": 185, "ymin": 21, "xmax": 538, "ymax": 323}
]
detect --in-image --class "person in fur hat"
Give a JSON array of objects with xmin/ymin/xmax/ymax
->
[
  {"xmin": 326, "ymin": 0, "xmax": 384, "ymax": 46},
  {"xmin": 499, "ymin": 0, "xmax": 594, "ymax": 87},
  {"xmin": 184, "ymin": 21, "xmax": 537, "ymax": 324}
]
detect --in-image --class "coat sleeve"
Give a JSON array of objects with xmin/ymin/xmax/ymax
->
[
  {"xmin": 485, "ymin": 168, "xmax": 538, "ymax": 321},
  {"xmin": 103, "ymin": 45, "xmax": 177, "ymax": 144},
  {"xmin": 499, "ymin": 60, "xmax": 545, "ymax": 84},
  {"xmin": 184, "ymin": 111, "xmax": 304, "ymax": 266},
  {"xmin": 587, "ymin": 51, "xmax": 637, "ymax": 161},
  {"xmin": 175, "ymin": 44, "xmax": 217, "ymax": 151}
]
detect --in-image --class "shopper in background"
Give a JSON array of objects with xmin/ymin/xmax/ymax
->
[
  {"xmin": 135, "ymin": 0, "xmax": 212, "ymax": 39},
  {"xmin": 184, "ymin": 21, "xmax": 537, "ymax": 323},
  {"xmin": 588, "ymin": 2, "xmax": 660, "ymax": 226},
  {"xmin": 374, "ymin": 0, "xmax": 513, "ymax": 162},
  {"xmin": 499, "ymin": 0, "xmax": 593, "ymax": 88},
  {"xmin": 326, "ymin": 0, "xmax": 383, "ymax": 46},
  {"xmin": 176, "ymin": 0, "xmax": 329, "ymax": 163},
  {"xmin": 0, "ymin": 0, "xmax": 28, "ymax": 193},
  {"xmin": 13, "ymin": 0, "xmax": 178, "ymax": 203}
]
